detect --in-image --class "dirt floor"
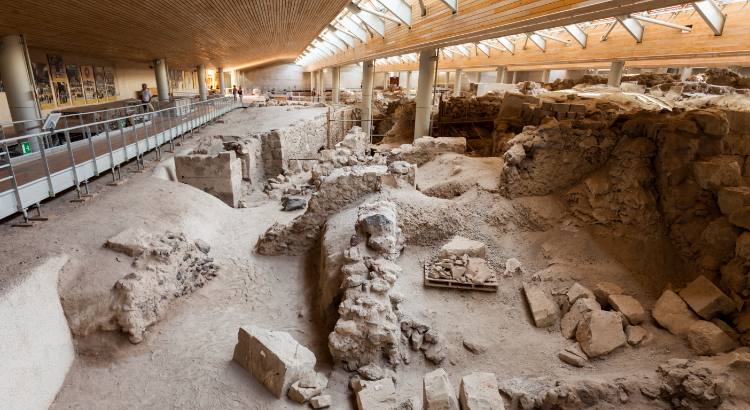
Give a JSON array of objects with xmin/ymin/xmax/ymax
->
[{"xmin": 1, "ymin": 104, "xmax": 741, "ymax": 409}]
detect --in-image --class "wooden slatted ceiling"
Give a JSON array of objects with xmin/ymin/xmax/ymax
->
[
  {"xmin": 305, "ymin": 0, "xmax": 689, "ymax": 70},
  {"xmin": 0, "ymin": 0, "xmax": 351, "ymax": 69},
  {"xmin": 372, "ymin": 3, "xmax": 750, "ymax": 72}
]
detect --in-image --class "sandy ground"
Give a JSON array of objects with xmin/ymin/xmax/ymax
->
[{"xmin": 0, "ymin": 106, "xmax": 704, "ymax": 409}]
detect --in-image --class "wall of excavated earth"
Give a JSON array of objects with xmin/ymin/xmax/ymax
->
[{"xmin": 497, "ymin": 96, "xmax": 750, "ymax": 342}]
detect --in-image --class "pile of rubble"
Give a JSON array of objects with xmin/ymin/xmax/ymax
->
[
  {"xmin": 653, "ymin": 275, "xmax": 742, "ymax": 355},
  {"xmin": 426, "ymin": 236, "xmax": 496, "ymax": 286},
  {"xmin": 386, "ymin": 136, "xmax": 467, "ymax": 166},
  {"xmin": 105, "ymin": 229, "xmax": 218, "ymax": 343}
]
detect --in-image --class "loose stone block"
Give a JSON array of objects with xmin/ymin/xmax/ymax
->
[
  {"xmin": 575, "ymin": 310, "xmax": 627, "ymax": 358},
  {"xmin": 652, "ymin": 290, "xmax": 701, "ymax": 337},
  {"xmin": 718, "ymin": 186, "xmax": 750, "ymax": 215},
  {"xmin": 592, "ymin": 282, "xmax": 623, "ymax": 307},
  {"xmin": 567, "ymin": 282, "xmax": 595, "ymax": 304},
  {"xmin": 439, "ymin": 236, "xmax": 487, "ymax": 259},
  {"xmin": 288, "ymin": 372, "xmax": 328, "ymax": 403},
  {"xmin": 105, "ymin": 227, "xmax": 150, "ymax": 256},
  {"xmin": 232, "ymin": 325, "xmax": 316, "ymax": 398},
  {"xmin": 357, "ymin": 377, "xmax": 397, "ymax": 409},
  {"xmin": 692, "ymin": 157, "xmax": 743, "ymax": 192},
  {"xmin": 558, "ymin": 343, "xmax": 589, "ymax": 368},
  {"xmin": 686, "ymin": 320, "xmax": 738, "ymax": 356},
  {"xmin": 679, "ymin": 275, "xmax": 736, "ymax": 320},
  {"xmin": 626, "ymin": 325, "xmax": 648, "ymax": 346},
  {"xmin": 560, "ymin": 297, "xmax": 601, "ymax": 339},
  {"xmin": 310, "ymin": 395, "xmax": 332, "ymax": 409},
  {"xmin": 424, "ymin": 368, "xmax": 459, "ymax": 410},
  {"xmin": 523, "ymin": 283, "xmax": 559, "ymax": 328},
  {"xmin": 459, "ymin": 372, "xmax": 505, "ymax": 410},
  {"xmin": 608, "ymin": 294, "xmax": 647, "ymax": 325}
]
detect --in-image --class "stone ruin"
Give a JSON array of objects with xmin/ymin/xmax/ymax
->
[{"xmin": 105, "ymin": 228, "xmax": 218, "ymax": 343}]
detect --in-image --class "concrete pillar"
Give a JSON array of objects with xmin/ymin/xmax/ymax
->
[
  {"xmin": 541, "ymin": 69, "xmax": 550, "ymax": 83},
  {"xmin": 680, "ymin": 67, "xmax": 693, "ymax": 82},
  {"xmin": 406, "ymin": 71, "xmax": 413, "ymax": 94},
  {"xmin": 310, "ymin": 71, "xmax": 316, "ymax": 94},
  {"xmin": 361, "ymin": 60, "xmax": 375, "ymax": 140},
  {"xmin": 218, "ymin": 67, "xmax": 226, "ymax": 95},
  {"xmin": 496, "ymin": 66, "xmax": 507, "ymax": 83},
  {"xmin": 383, "ymin": 72, "xmax": 390, "ymax": 89},
  {"xmin": 0, "ymin": 34, "xmax": 41, "ymax": 150},
  {"xmin": 607, "ymin": 60, "xmax": 625, "ymax": 87},
  {"xmin": 454, "ymin": 69, "xmax": 463, "ymax": 95},
  {"xmin": 319, "ymin": 70, "xmax": 325, "ymax": 102},
  {"xmin": 414, "ymin": 48, "xmax": 438, "ymax": 139},
  {"xmin": 332, "ymin": 67, "xmax": 340, "ymax": 104},
  {"xmin": 511, "ymin": 71, "xmax": 518, "ymax": 83},
  {"xmin": 197, "ymin": 64, "xmax": 208, "ymax": 101},
  {"xmin": 154, "ymin": 58, "xmax": 170, "ymax": 102}
]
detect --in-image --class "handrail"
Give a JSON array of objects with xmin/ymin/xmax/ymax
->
[{"xmin": 0, "ymin": 95, "xmax": 239, "ymax": 221}]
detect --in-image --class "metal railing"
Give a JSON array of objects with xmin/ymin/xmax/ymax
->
[{"xmin": 0, "ymin": 96, "xmax": 240, "ymax": 221}]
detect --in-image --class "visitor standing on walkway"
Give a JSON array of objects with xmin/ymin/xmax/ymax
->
[
  {"xmin": 140, "ymin": 83, "xmax": 154, "ymax": 111},
  {"xmin": 232, "ymin": 85, "xmax": 237, "ymax": 101},
  {"xmin": 237, "ymin": 86, "xmax": 243, "ymax": 103}
]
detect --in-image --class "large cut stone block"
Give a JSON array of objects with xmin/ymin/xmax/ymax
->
[
  {"xmin": 424, "ymin": 368, "xmax": 459, "ymax": 410},
  {"xmin": 652, "ymin": 290, "xmax": 700, "ymax": 337},
  {"xmin": 459, "ymin": 372, "xmax": 504, "ymax": 410},
  {"xmin": 560, "ymin": 297, "xmax": 601, "ymax": 339},
  {"xmin": 232, "ymin": 325, "xmax": 316, "ymax": 398},
  {"xmin": 439, "ymin": 236, "xmax": 487, "ymax": 259},
  {"xmin": 686, "ymin": 320, "xmax": 738, "ymax": 356},
  {"xmin": 692, "ymin": 156, "xmax": 742, "ymax": 192},
  {"xmin": 523, "ymin": 283, "xmax": 559, "ymax": 328},
  {"xmin": 608, "ymin": 294, "xmax": 646, "ymax": 325},
  {"xmin": 357, "ymin": 377, "xmax": 397, "ymax": 409},
  {"xmin": 175, "ymin": 150, "xmax": 243, "ymax": 207},
  {"xmin": 679, "ymin": 275, "xmax": 735, "ymax": 320},
  {"xmin": 575, "ymin": 310, "xmax": 626, "ymax": 358}
]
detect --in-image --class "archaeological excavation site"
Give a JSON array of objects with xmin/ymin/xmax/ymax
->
[{"xmin": 3, "ymin": 1, "xmax": 750, "ymax": 409}]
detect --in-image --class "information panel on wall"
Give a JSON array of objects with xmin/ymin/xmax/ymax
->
[
  {"xmin": 80, "ymin": 65, "xmax": 96, "ymax": 102},
  {"xmin": 65, "ymin": 64, "xmax": 85, "ymax": 106},
  {"xmin": 31, "ymin": 62, "xmax": 55, "ymax": 110},
  {"xmin": 47, "ymin": 54, "xmax": 71, "ymax": 107}
]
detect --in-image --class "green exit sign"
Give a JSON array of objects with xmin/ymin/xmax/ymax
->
[{"xmin": 21, "ymin": 141, "xmax": 31, "ymax": 154}]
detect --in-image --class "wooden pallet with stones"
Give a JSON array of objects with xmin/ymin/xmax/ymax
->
[{"xmin": 423, "ymin": 263, "xmax": 498, "ymax": 292}]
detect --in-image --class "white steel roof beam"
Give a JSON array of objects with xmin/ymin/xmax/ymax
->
[
  {"xmin": 338, "ymin": 15, "xmax": 369, "ymax": 42},
  {"xmin": 475, "ymin": 42, "xmax": 491, "ymax": 57},
  {"xmin": 526, "ymin": 33, "xmax": 547, "ymax": 51},
  {"xmin": 564, "ymin": 24, "xmax": 587, "ymax": 48},
  {"xmin": 374, "ymin": 0, "xmax": 412, "ymax": 26},
  {"xmin": 496, "ymin": 37, "xmax": 515, "ymax": 54},
  {"xmin": 616, "ymin": 15, "xmax": 645, "ymax": 43},
  {"xmin": 322, "ymin": 33, "xmax": 347, "ymax": 51},
  {"xmin": 438, "ymin": 0, "xmax": 457, "ymax": 14},
  {"xmin": 692, "ymin": 0, "xmax": 726, "ymax": 35},
  {"xmin": 534, "ymin": 31, "xmax": 571, "ymax": 45},
  {"xmin": 629, "ymin": 14, "xmax": 692, "ymax": 31},
  {"xmin": 328, "ymin": 24, "xmax": 356, "ymax": 47},
  {"xmin": 454, "ymin": 44, "xmax": 471, "ymax": 57},
  {"xmin": 347, "ymin": 3, "xmax": 386, "ymax": 37}
]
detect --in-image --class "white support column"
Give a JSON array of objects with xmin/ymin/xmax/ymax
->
[
  {"xmin": 319, "ymin": 70, "xmax": 326, "ymax": 102},
  {"xmin": 332, "ymin": 67, "xmax": 341, "ymax": 104},
  {"xmin": 384, "ymin": 72, "xmax": 390, "ymax": 89},
  {"xmin": 454, "ymin": 68, "xmax": 463, "ymax": 94},
  {"xmin": 362, "ymin": 60, "xmax": 375, "ymax": 140},
  {"xmin": 197, "ymin": 64, "xmax": 208, "ymax": 101},
  {"xmin": 310, "ymin": 71, "xmax": 316, "ymax": 95},
  {"xmin": 541, "ymin": 69, "xmax": 551, "ymax": 83},
  {"xmin": 496, "ymin": 66, "xmax": 507, "ymax": 83},
  {"xmin": 0, "ymin": 34, "xmax": 41, "ymax": 151},
  {"xmin": 680, "ymin": 67, "xmax": 693, "ymax": 82},
  {"xmin": 218, "ymin": 67, "xmax": 226, "ymax": 96},
  {"xmin": 608, "ymin": 60, "xmax": 625, "ymax": 87},
  {"xmin": 511, "ymin": 71, "xmax": 518, "ymax": 83},
  {"xmin": 154, "ymin": 58, "xmax": 170, "ymax": 102},
  {"xmin": 414, "ymin": 48, "xmax": 438, "ymax": 139},
  {"xmin": 406, "ymin": 71, "xmax": 413, "ymax": 94}
]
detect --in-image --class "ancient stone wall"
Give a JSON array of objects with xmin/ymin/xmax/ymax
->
[{"xmin": 175, "ymin": 149, "xmax": 243, "ymax": 208}]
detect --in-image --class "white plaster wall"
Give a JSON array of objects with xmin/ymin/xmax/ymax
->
[
  {"xmin": 238, "ymin": 63, "xmax": 308, "ymax": 91},
  {"xmin": 115, "ymin": 61, "xmax": 157, "ymax": 100},
  {"xmin": 340, "ymin": 64, "xmax": 362, "ymax": 89},
  {"xmin": 0, "ymin": 255, "xmax": 74, "ymax": 410}
]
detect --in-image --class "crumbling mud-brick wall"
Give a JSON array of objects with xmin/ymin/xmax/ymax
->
[{"xmin": 260, "ymin": 106, "xmax": 359, "ymax": 176}]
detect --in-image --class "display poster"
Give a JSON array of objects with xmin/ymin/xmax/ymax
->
[
  {"xmin": 94, "ymin": 66, "xmax": 107, "ymax": 101},
  {"xmin": 169, "ymin": 69, "xmax": 184, "ymax": 91},
  {"xmin": 104, "ymin": 66, "xmax": 117, "ymax": 101},
  {"xmin": 80, "ymin": 65, "xmax": 97, "ymax": 102},
  {"xmin": 32, "ymin": 62, "xmax": 56, "ymax": 110},
  {"xmin": 65, "ymin": 64, "xmax": 85, "ymax": 106},
  {"xmin": 47, "ymin": 54, "xmax": 71, "ymax": 107}
]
